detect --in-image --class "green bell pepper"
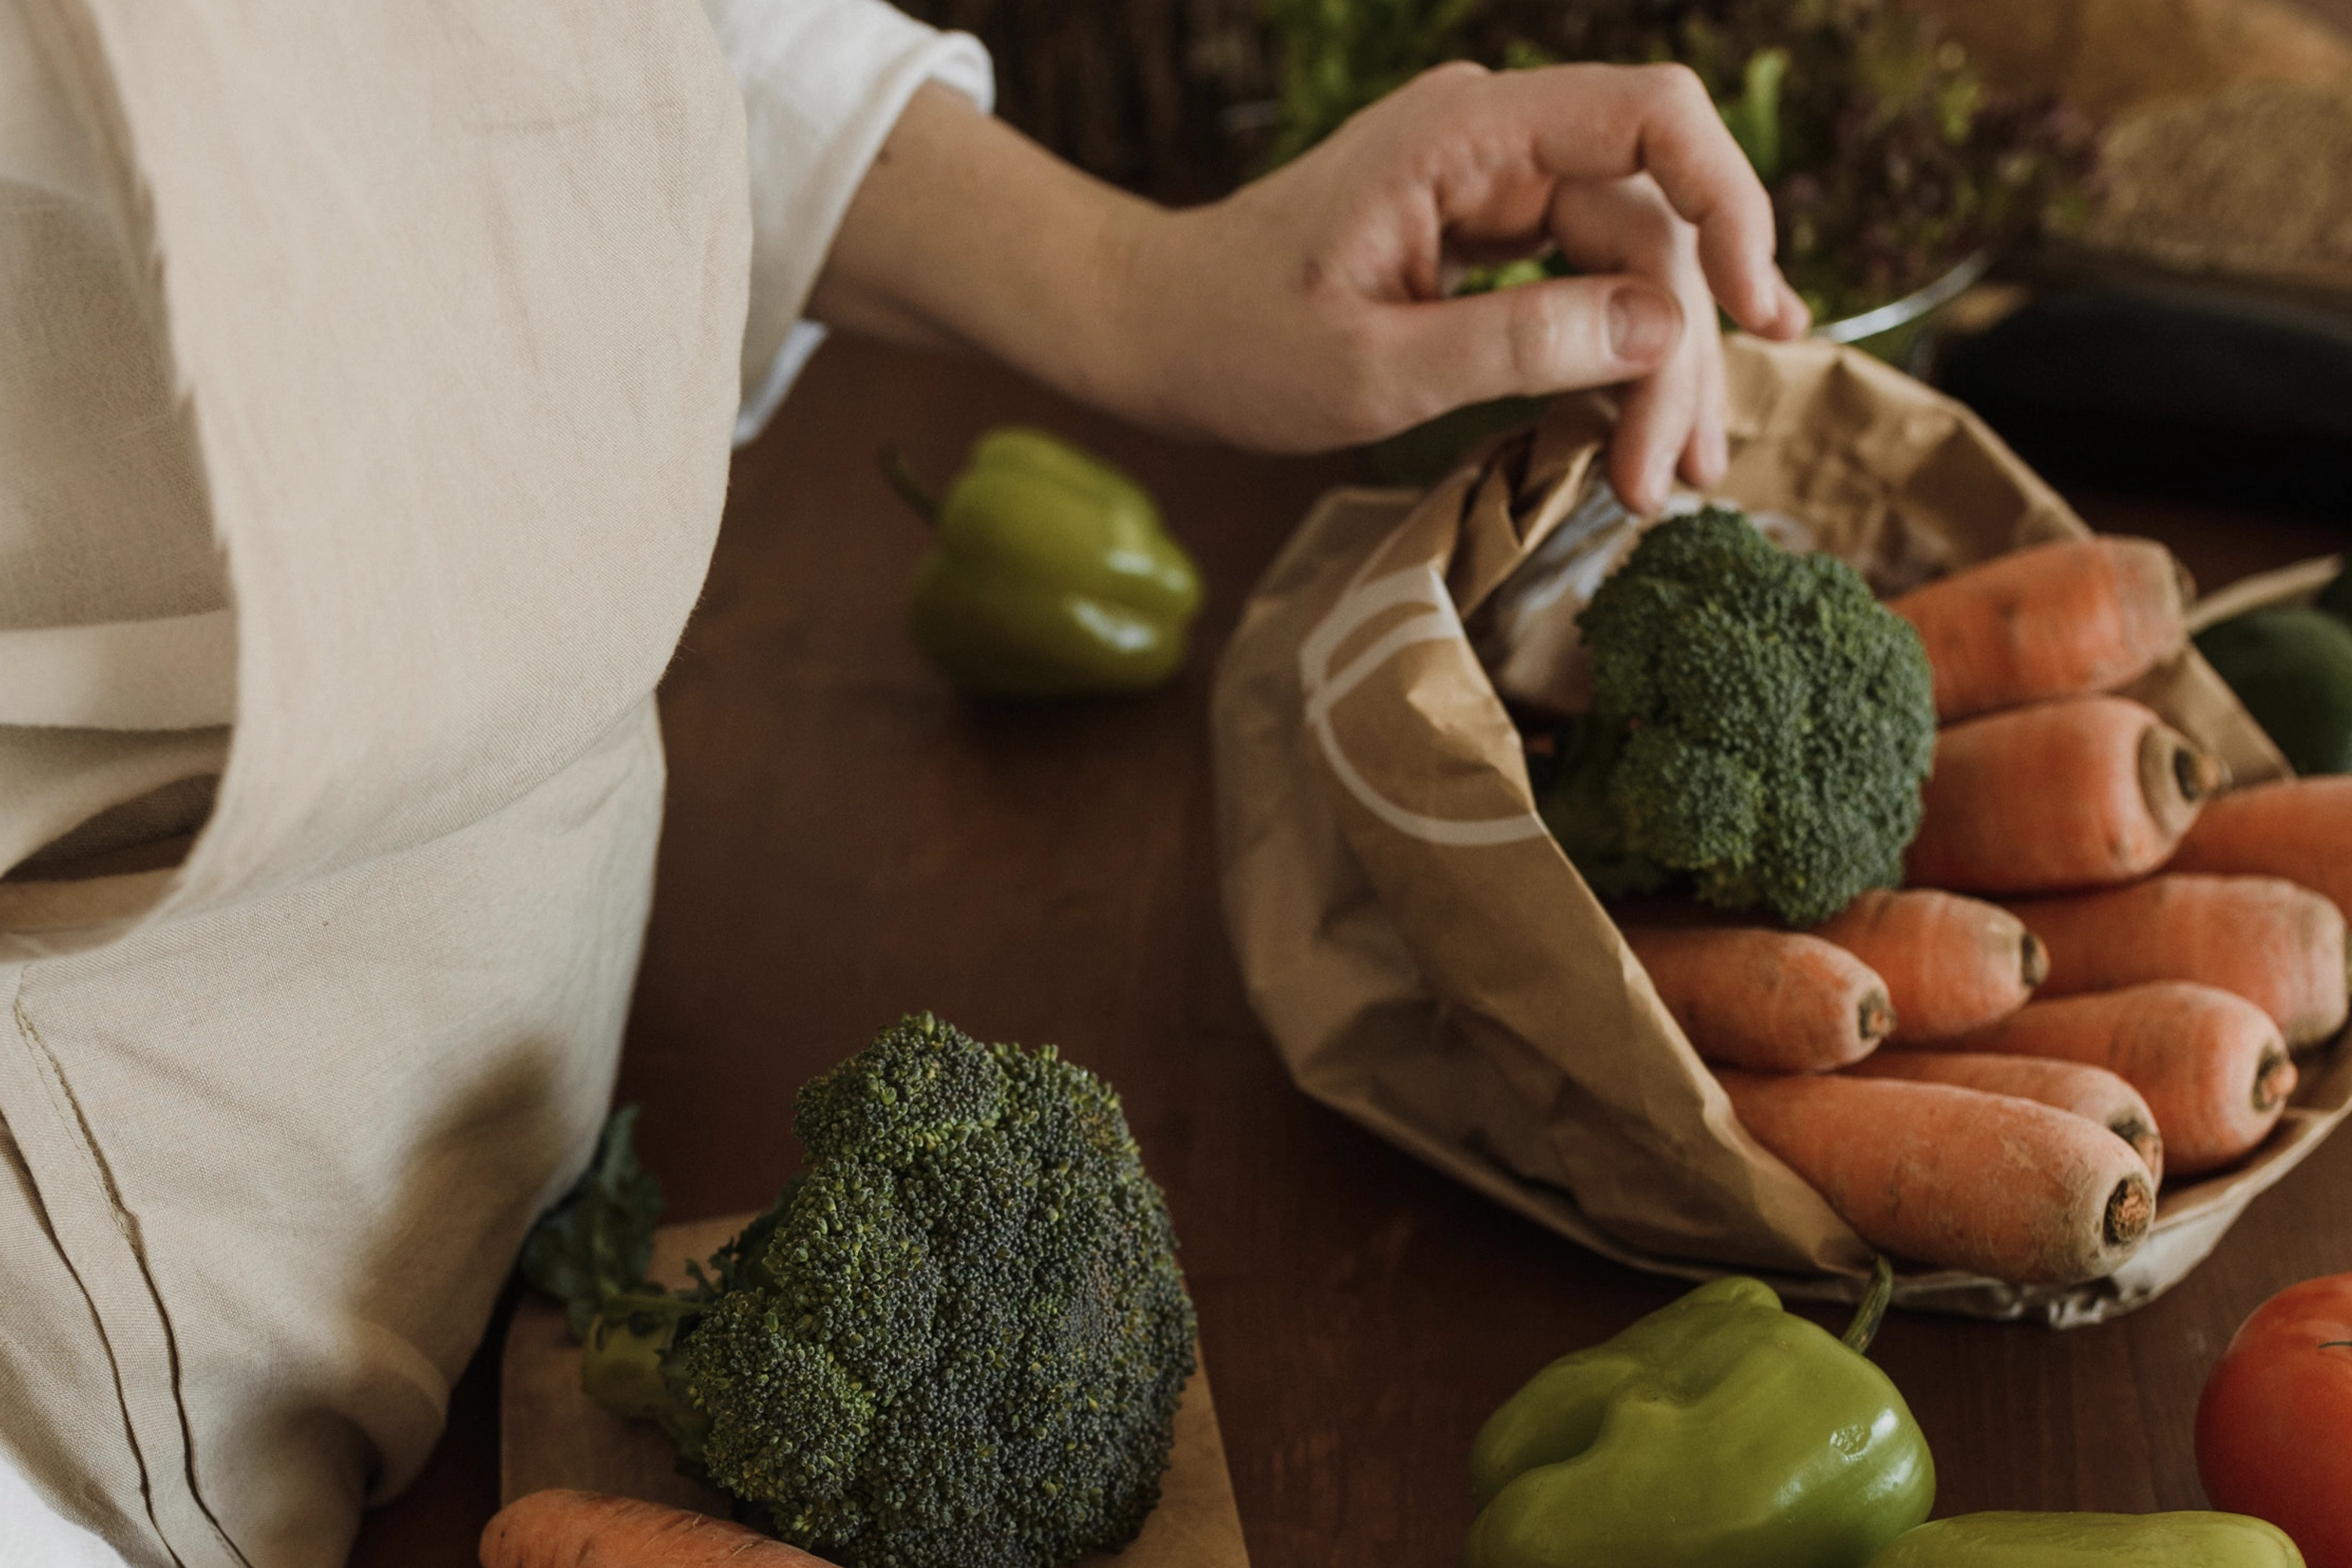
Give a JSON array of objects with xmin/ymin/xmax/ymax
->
[
  {"xmin": 1863, "ymin": 1512, "xmax": 2305, "ymax": 1565},
  {"xmin": 1465, "ymin": 1263, "xmax": 1933, "ymax": 1568},
  {"xmin": 887, "ymin": 427, "xmax": 1203, "ymax": 699}
]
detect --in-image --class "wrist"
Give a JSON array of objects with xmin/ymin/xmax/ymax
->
[
  {"xmin": 1081, "ymin": 198, "xmax": 1193, "ymax": 437},
  {"xmin": 1089, "ymin": 192, "xmax": 1305, "ymax": 448}
]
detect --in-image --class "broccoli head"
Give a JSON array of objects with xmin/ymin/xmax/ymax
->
[
  {"xmin": 525, "ymin": 1014, "xmax": 1197, "ymax": 1568},
  {"xmin": 1545, "ymin": 506, "xmax": 1935, "ymax": 925}
]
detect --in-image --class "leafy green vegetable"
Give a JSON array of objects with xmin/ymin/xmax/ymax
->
[
  {"xmin": 521, "ymin": 1014, "xmax": 1197, "ymax": 1568},
  {"xmin": 1261, "ymin": 0, "xmax": 1482, "ymax": 165},
  {"xmin": 1540, "ymin": 507, "xmax": 1936, "ymax": 925},
  {"xmin": 1265, "ymin": 0, "xmax": 2099, "ymax": 321},
  {"xmin": 519, "ymin": 1104, "xmax": 664, "ymax": 1340},
  {"xmin": 1718, "ymin": 45, "xmax": 1788, "ymax": 183}
]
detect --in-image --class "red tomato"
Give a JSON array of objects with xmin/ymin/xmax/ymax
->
[{"xmin": 2198, "ymin": 1274, "xmax": 2352, "ymax": 1568}]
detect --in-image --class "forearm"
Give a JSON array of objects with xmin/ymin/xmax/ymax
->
[{"xmin": 806, "ymin": 83, "xmax": 1164, "ymax": 424}]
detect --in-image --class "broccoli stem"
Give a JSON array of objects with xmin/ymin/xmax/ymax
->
[{"xmin": 582, "ymin": 1290, "xmax": 711, "ymax": 1462}]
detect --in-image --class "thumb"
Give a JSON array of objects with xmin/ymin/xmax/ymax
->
[{"xmin": 1379, "ymin": 274, "xmax": 1682, "ymax": 414}]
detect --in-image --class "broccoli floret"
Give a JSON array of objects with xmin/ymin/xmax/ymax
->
[
  {"xmin": 1544, "ymin": 506, "xmax": 1935, "ymax": 926},
  {"xmin": 524, "ymin": 1014, "xmax": 1197, "ymax": 1568}
]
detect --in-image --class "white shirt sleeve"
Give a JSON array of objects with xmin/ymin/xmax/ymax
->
[{"xmin": 701, "ymin": 0, "xmax": 995, "ymax": 444}]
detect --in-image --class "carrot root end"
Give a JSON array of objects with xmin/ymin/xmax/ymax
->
[
  {"xmin": 2172, "ymin": 742, "xmax": 2227, "ymax": 804},
  {"xmin": 2254, "ymin": 1048, "xmax": 2299, "ymax": 1113},
  {"xmin": 2020, "ymin": 931, "xmax": 2049, "ymax": 989},
  {"xmin": 1860, "ymin": 991, "xmax": 1896, "ymax": 1044},
  {"xmin": 2104, "ymin": 1175, "xmax": 2155, "ymax": 1248},
  {"xmin": 2113, "ymin": 1118, "xmax": 2162, "ymax": 1177}
]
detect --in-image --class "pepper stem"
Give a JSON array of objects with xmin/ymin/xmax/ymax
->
[
  {"xmin": 1842, "ymin": 1255, "xmax": 1896, "ymax": 1355},
  {"xmin": 880, "ymin": 444, "xmax": 943, "ymax": 524}
]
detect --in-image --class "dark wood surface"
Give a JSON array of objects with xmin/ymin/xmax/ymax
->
[{"xmin": 349, "ymin": 334, "xmax": 2351, "ymax": 1566}]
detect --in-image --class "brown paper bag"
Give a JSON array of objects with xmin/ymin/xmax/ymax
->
[{"xmin": 1212, "ymin": 332, "xmax": 2352, "ymax": 1326}]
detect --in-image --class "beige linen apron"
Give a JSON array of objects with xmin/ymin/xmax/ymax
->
[{"xmin": 0, "ymin": 2, "xmax": 750, "ymax": 1563}]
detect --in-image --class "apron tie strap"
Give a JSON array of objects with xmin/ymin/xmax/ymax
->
[{"xmin": 0, "ymin": 611, "xmax": 235, "ymax": 730}]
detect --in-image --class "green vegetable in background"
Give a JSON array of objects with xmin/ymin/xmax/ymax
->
[
  {"xmin": 888, "ymin": 426, "xmax": 1203, "ymax": 700},
  {"xmin": 1261, "ymin": 0, "xmax": 1481, "ymax": 166},
  {"xmin": 1718, "ymin": 45, "xmax": 1788, "ymax": 184},
  {"xmin": 1465, "ymin": 1261, "xmax": 1934, "ymax": 1568},
  {"xmin": 1538, "ymin": 507, "xmax": 1936, "ymax": 926},
  {"xmin": 523, "ymin": 1014, "xmax": 1198, "ymax": 1568},
  {"xmin": 1262, "ymin": 0, "xmax": 2099, "ymax": 322},
  {"xmin": 1862, "ymin": 1511, "xmax": 2306, "ymax": 1566},
  {"xmin": 2194, "ymin": 606, "xmax": 2352, "ymax": 775}
]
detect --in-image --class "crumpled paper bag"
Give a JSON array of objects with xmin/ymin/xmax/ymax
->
[{"xmin": 1211, "ymin": 332, "xmax": 2352, "ymax": 1326}]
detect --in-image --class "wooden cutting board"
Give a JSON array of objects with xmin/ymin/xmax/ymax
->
[{"xmin": 501, "ymin": 1214, "xmax": 1250, "ymax": 1568}]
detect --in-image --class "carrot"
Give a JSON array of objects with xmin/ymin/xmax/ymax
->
[
  {"xmin": 1846, "ymin": 1050, "xmax": 2164, "ymax": 1185},
  {"xmin": 2169, "ymin": 776, "xmax": 2352, "ymax": 922},
  {"xmin": 481, "ymin": 1490, "xmax": 836, "ymax": 1568},
  {"xmin": 1944, "ymin": 984, "xmax": 2296, "ymax": 1177},
  {"xmin": 1719, "ymin": 1069, "xmax": 2156, "ymax": 1283},
  {"xmin": 2009, "ymin": 873, "xmax": 2350, "ymax": 1049},
  {"xmin": 1889, "ymin": 536, "xmax": 2190, "ymax": 721},
  {"xmin": 1624, "ymin": 926, "xmax": 1893, "ymax": 1072},
  {"xmin": 1906, "ymin": 695, "xmax": 2224, "ymax": 894},
  {"xmin": 1810, "ymin": 889, "xmax": 2045, "ymax": 1043}
]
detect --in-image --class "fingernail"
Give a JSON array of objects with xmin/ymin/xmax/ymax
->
[{"xmin": 1609, "ymin": 285, "xmax": 1678, "ymax": 365}]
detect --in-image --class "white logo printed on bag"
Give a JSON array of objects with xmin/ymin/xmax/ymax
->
[{"xmin": 1297, "ymin": 562, "xmax": 1550, "ymax": 848}]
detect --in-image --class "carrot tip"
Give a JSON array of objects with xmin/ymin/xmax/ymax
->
[
  {"xmin": 2105, "ymin": 1176, "xmax": 2155, "ymax": 1247},
  {"xmin": 2254, "ymin": 1049, "xmax": 2299, "ymax": 1113},
  {"xmin": 2113, "ymin": 1119, "xmax": 2162, "ymax": 1174},
  {"xmin": 1859, "ymin": 991, "xmax": 1896, "ymax": 1043},
  {"xmin": 2172, "ymin": 742, "xmax": 2226, "ymax": 804},
  {"xmin": 2020, "ymin": 931, "xmax": 2049, "ymax": 989}
]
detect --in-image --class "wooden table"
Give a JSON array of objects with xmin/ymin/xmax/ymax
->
[{"xmin": 350, "ymin": 333, "xmax": 2352, "ymax": 1567}]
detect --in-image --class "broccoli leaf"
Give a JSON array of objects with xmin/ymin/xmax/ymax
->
[{"xmin": 520, "ymin": 1105, "xmax": 665, "ymax": 1341}]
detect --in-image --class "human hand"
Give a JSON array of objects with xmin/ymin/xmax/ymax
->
[
  {"xmin": 1113, "ymin": 62, "xmax": 1810, "ymax": 509},
  {"xmin": 809, "ymin": 67, "xmax": 1807, "ymax": 513}
]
